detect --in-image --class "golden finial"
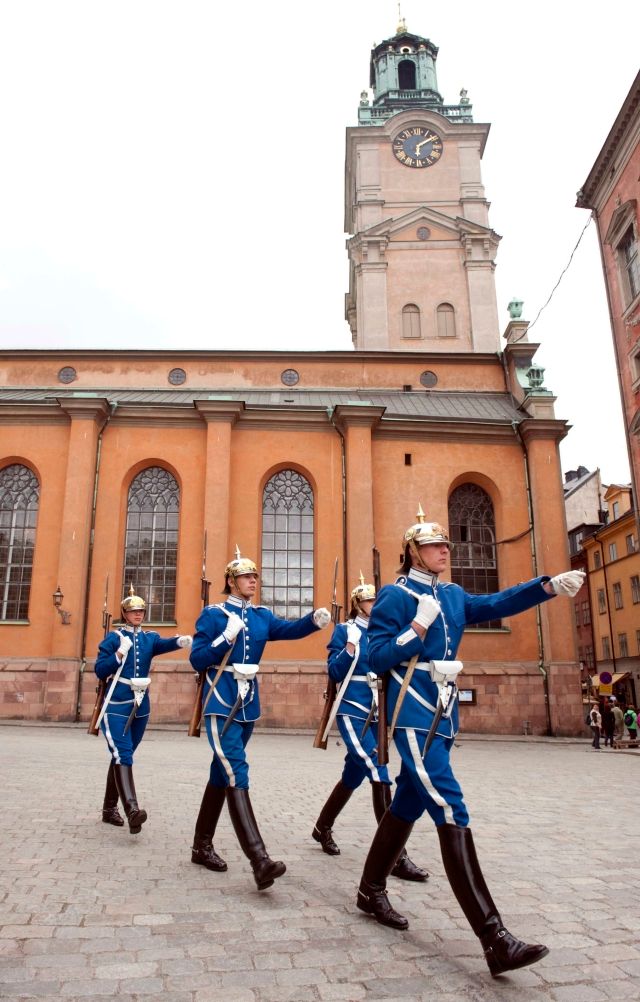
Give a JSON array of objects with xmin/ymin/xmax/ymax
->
[
  {"xmin": 396, "ymin": 2, "xmax": 407, "ymax": 33},
  {"xmin": 416, "ymin": 503, "xmax": 426, "ymax": 523},
  {"xmin": 234, "ymin": 544, "xmax": 241, "ymax": 560},
  {"xmin": 359, "ymin": 570, "xmax": 365, "ymax": 586},
  {"xmin": 129, "ymin": 583, "xmax": 135, "ymax": 596}
]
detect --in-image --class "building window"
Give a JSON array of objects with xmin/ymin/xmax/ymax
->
[
  {"xmin": 401, "ymin": 304, "xmax": 421, "ymax": 339},
  {"xmin": 574, "ymin": 603, "xmax": 580, "ymax": 628},
  {"xmin": 631, "ymin": 575, "xmax": 640, "ymax": 604},
  {"xmin": 436, "ymin": 302, "xmax": 456, "ymax": 338},
  {"xmin": 602, "ymin": 635, "xmax": 611, "ymax": 659},
  {"xmin": 585, "ymin": 646, "xmax": 594, "ymax": 670},
  {"xmin": 581, "ymin": 600, "xmax": 591, "ymax": 625},
  {"xmin": 626, "ymin": 533, "xmax": 637, "ymax": 554},
  {"xmin": 636, "ymin": 630, "xmax": 640, "ymax": 655},
  {"xmin": 123, "ymin": 466, "xmax": 179, "ymax": 622},
  {"xmin": 449, "ymin": 483, "xmax": 499, "ymax": 628},
  {"xmin": 398, "ymin": 59, "xmax": 417, "ymax": 90},
  {"xmin": 613, "ymin": 582, "xmax": 623, "ymax": 609},
  {"xmin": 261, "ymin": 469, "xmax": 314, "ymax": 619},
  {"xmin": 609, "ymin": 542, "xmax": 617, "ymax": 561},
  {"xmin": 612, "ymin": 501, "xmax": 620, "ymax": 519},
  {"xmin": 619, "ymin": 226, "xmax": 640, "ymax": 303},
  {"xmin": 593, "ymin": 550, "xmax": 601, "ymax": 569},
  {"xmin": 0, "ymin": 464, "xmax": 39, "ymax": 621},
  {"xmin": 597, "ymin": 588, "xmax": 606, "ymax": 614},
  {"xmin": 619, "ymin": 633, "xmax": 629, "ymax": 658}
]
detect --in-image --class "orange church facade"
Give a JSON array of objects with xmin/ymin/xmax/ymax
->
[{"xmin": 0, "ymin": 344, "xmax": 583, "ymax": 735}]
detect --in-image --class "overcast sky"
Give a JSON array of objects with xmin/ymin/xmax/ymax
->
[{"xmin": 0, "ymin": 1, "xmax": 637, "ymax": 484}]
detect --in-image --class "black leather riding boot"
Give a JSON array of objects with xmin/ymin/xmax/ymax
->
[
  {"xmin": 312, "ymin": 780, "xmax": 354, "ymax": 855},
  {"xmin": 371, "ymin": 783, "xmax": 428, "ymax": 883},
  {"xmin": 102, "ymin": 761, "xmax": 124, "ymax": 827},
  {"xmin": 113, "ymin": 764, "xmax": 148, "ymax": 835},
  {"xmin": 437, "ymin": 824, "xmax": 549, "ymax": 977},
  {"xmin": 357, "ymin": 809, "xmax": 410, "ymax": 930},
  {"xmin": 226, "ymin": 787, "xmax": 286, "ymax": 890},
  {"xmin": 191, "ymin": 783, "xmax": 228, "ymax": 871}
]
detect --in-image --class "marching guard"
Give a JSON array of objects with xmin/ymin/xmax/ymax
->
[
  {"xmin": 356, "ymin": 508, "xmax": 584, "ymax": 977},
  {"xmin": 312, "ymin": 576, "xmax": 426, "ymax": 882},
  {"xmin": 94, "ymin": 589, "xmax": 192, "ymax": 834},
  {"xmin": 189, "ymin": 549, "xmax": 331, "ymax": 890}
]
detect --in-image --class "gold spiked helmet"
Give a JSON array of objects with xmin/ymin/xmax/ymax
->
[
  {"xmin": 121, "ymin": 583, "xmax": 146, "ymax": 614},
  {"xmin": 349, "ymin": 571, "xmax": 376, "ymax": 617},
  {"xmin": 223, "ymin": 545, "xmax": 259, "ymax": 593}
]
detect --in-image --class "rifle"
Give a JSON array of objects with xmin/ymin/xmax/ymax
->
[
  {"xmin": 200, "ymin": 529, "xmax": 210, "ymax": 607},
  {"xmin": 312, "ymin": 557, "xmax": 340, "ymax": 749},
  {"xmin": 87, "ymin": 574, "xmax": 112, "ymax": 736},
  {"xmin": 188, "ymin": 606, "xmax": 234, "ymax": 738}
]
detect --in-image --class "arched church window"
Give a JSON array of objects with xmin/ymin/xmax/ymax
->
[
  {"xmin": 436, "ymin": 303, "xmax": 456, "ymax": 338},
  {"xmin": 448, "ymin": 483, "xmax": 500, "ymax": 629},
  {"xmin": 398, "ymin": 59, "xmax": 417, "ymax": 90},
  {"xmin": 261, "ymin": 469, "xmax": 314, "ymax": 619},
  {"xmin": 123, "ymin": 466, "xmax": 179, "ymax": 622},
  {"xmin": 402, "ymin": 303, "xmax": 421, "ymax": 339},
  {"xmin": 0, "ymin": 464, "xmax": 39, "ymax": 621}
]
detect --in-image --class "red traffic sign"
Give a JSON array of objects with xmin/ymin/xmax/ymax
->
[{"xmin": 599, "ymin": 671, "xmax": 613, "ymax": 685}]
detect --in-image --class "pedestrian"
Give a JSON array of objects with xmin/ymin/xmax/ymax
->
[
  {"xmin": 612, "ymin": 700, "xmax": 625, "ymax": 745},
  {"xmin": 601, "ymin": 701, "xmax": 615, "ymax": 747},
  {"xmin": 95, "ymin": 589, "xmax": 192, "ymax": 834},
  {"xmin": 588, "ymin": 703, "xmax": 602, "ymax": 750},
  {"xmin": 189, "ymin": 549, "xmax": 331, "ymax": 890},
  {"xmin": 356, "ymin": 508, "xmax": 585, "ymax": 977},
  {"xmin": 624, "ymin": 705, "xmax": 638, "ymax": 746},
  {"xmin": 312, "ymin": 576, "xmax": 426, "ymax": 882}
]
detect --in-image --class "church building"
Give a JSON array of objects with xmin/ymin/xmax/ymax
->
[{"xmin": 0, "ymin": 20, "xmax": 582, "ymax": 735}]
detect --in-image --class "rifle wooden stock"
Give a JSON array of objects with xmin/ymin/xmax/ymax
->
[
  {"xmin": 313, "ymin": 677, "xmax": 337, "ymax": 750},
  {"xmin": 188, "ymin": 671, "xmax": 205, "ymax": 738},
  {"xmin": 376, "ymin": 675, "xmax": 389, "ymax": 765},
  {"xmin": 87, "ymin": 678, "xmax": 107, "ymax": 736}
]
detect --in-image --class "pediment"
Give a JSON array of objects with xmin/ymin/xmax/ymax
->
[{"xmin": 360, "ymin": 206, "xmax": 495, "ymax": 242}]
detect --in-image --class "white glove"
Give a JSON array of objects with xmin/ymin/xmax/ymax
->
[
  {"xmin": 313, "ymin": 607, "xmax": 331, "ymax": 628},
  {"xmin": 176, "ymin": 635, "xmax": 192, "ymax": 648},
  {"xmin": 413, "ymin": 594, "xmax": 441, "ymax": 631},
  {"xmin": 223, "ymin": 613, "xmax": 245, "ymax": 643},
  {"xmin": 548, "ymin": 570, "xmax": 585, "ymax": 597},
  {"xmin": 117, "ymin": 635, "xmax": 133, "ymax": 659},
  {"xmin": 346, "ymin": 623, "xmax": 362, "ymax": 646}
]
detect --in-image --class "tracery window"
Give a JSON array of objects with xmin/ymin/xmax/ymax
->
[
  {"xmin": 0, "ymin": 464, "xmax": 39, "ymax": 621},
  {"xmin": 448, "ymin": 483, "xmax": 500, "ymax": 629},
  {"xmin": 123, "ymin": 466, "xmax": 179, "ymax": 622},
  {"xmin": 261, "ymin": 469, "xmax": 314, "ymax": 619}
]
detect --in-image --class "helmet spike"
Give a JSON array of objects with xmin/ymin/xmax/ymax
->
[
  {"xmin": 234, "ymin": 544, "xmax": 241, "ymax": 560},
  {"xmin": 359, "ymin": 570, "xmax": 365, "ymax": 586},
  {"xmin": 129, "ymin": 583, "xmax": 135, "ymax": 596},
  {"xmin": 416, "ymin": 503, "xmax": 426, "ymax": 523}
]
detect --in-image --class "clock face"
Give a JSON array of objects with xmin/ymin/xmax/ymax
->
[{"xmin": 392, "ymin": 127, "xmax": 444, "ymax": 168}]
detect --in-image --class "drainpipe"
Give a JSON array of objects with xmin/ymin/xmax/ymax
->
[
  {"xmin": 75, "ymin": 402, "xmax": 117, "ymax": 721},
  {"xmin": 597, "ymin": 536, "xmax": 617, "ymax": 676},
  {"xmin": 512, "ymin": 419, "xmax": 553, "ymax": 736},
  {"xmin": 329, "ymin": 409, "xmax": 349, "ymax": 615}
]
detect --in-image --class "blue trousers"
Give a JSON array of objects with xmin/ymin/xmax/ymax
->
[
  {"xmin": 337, "ymin": 715, "xmax": 391, "ymax": 788},
  {"xmin": 101, "ymin": 706, "xmax": 148, "ymax": 767},
  {"xmin": 391, "ymin": 729, "xmax": 469, "ymax": 827},
  {"xmin": 205, "ymin": 715, "xmax": 254, "ymax": 789}
]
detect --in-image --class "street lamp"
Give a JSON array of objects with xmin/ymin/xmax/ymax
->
[{"xmin": 52, "ymin": 586, "xmax": 71, "ymax": 625}]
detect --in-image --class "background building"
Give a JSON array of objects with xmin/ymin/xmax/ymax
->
[{"xmin": 0, "ymin": 21, "xmax": 583, "ymax": 735}]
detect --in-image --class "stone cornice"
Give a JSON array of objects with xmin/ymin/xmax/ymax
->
[
  {"xmin": 331, "ymin": 404, "xmax": 386, "ymax": 433},
  {"xmin": 193, "ymin": 400, "xmax": 245, "ymax": 424},
  {"xmin": 517, "ymin": 417, "xmax": 569, "ymax": 446},
  {"xmin": 56, "ymin": 398, "xmax": 111, "ymax": 424}
]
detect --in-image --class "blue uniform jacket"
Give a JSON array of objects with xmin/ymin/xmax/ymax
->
[
  {"xmin": 95, "ymin": 627, "xmax": 181, "ymax": 716},
  {"xmin": 190, "ymin": 595, "xmax": 320, "ymax": 722},
  {"xmin": 327, "ymin": 615, "xmax": 374, "ymax": 722},
  {"xmin": 367, "ymin": 567, "xmax": 554, "ymax": 737}
]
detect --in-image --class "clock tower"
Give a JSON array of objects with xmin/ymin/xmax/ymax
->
[{"xmin": 345, "ymin": 21, "xmax": 501, "ymax": 353}]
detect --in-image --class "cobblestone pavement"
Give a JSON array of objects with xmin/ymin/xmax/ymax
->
[{"xmin": 1, "ymin": 723, "xmax": 639, "ymax": 1002}]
